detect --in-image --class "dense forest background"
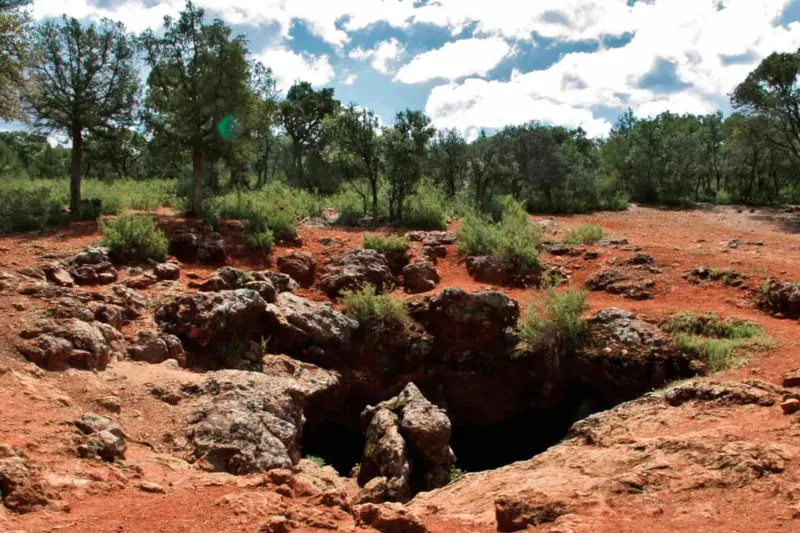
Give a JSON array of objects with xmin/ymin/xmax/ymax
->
[{"xmin": 2, "ymin": 0, "xmax": 800, "ymax": 233}]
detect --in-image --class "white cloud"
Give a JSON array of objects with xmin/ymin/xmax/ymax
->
[
  {"xmin": 256, "ymin": 47, "xmax": 335, "ymax": 93},
  {"xmin": 394, "ymin": 37, "xmax": 513, "ymax": 84},
  {"xmin": 349, "ymin": 38, "xmax": 406, "ymax": 75},
  {"xmin": 32, "ymin": 0, "xmax": 184, "ymax": 32},
  {"xmin": 341, "ymin": 72, "xmax": 359, "ymax": 85}
]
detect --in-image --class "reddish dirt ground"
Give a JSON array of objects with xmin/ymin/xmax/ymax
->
[{"xmin": 1, "ymin": 203, "xmax": 799, "ymax": 532}]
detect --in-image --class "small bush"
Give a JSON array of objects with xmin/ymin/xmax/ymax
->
[
  {"xmin": 306, "ymin": 455, "xmax": 327, "ymax": 468},
  {"xmin": 0, "ymin": 179, "xmax": 67, "ymax": 233},
  {"xmin": 341, "ymin": 284, "xmax": 407, "ymax": 324},
  {"xmin": 457, "ymin": 196, "xmax": 542, "ymax": 274},
  {"xmin": 100, "ymin": 214, "xmax": 168, "ymax": 262},
  {"xmin": 519, "ymin": 288, "xmax": 589, "ymax": 350},
  {"xmin": 664, "ymin": 312, "xmax": 763, "ymax": 340},
  {"xmin": 563, "ymin": 225, "xmax": 605, "ymax": 245},
  {"xmin": 363, "ymin": 234, "xmax": 407, "ymax": 255},
  {"xmin": 449, "ymin": 467, "xmax": 466, "ymax": 484},
  {"xmin": 672, "ymin": 334, "xmax": 741, "ymax": 373},
  {"xmin": 403, "ymin": 182, "xmax": 447, "ymax": 230}
]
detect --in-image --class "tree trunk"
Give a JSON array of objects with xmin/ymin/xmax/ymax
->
[
  {"xmin": 370, "ymin": 176, "xmax": 378, "ymax": 223},
  {"xmin": 293, "ymin": 147, "xmax": 304, "ymax": 186},
  {"xmin": 69, "ymin": 123, "xmax": 84, "ymax": 214},
  {"xmin": 191, "ymin": 149, "xmax": 204, "ymax": 217}
]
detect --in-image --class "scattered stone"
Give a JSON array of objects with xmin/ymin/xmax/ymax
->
[
  {"xmin": 626, "ymin": 252, "xmax": 654, "ymax": 265},
  {"xmin": 127, "ymin": 331, "xmax": 185, "ymax": 364},
  {"xmin": 761, "ymin": 279, "xmax": 800, "ymax": 318},
  {"xmin": 783, "ymin": 370, "xmax": 800, "ymax": 388},
  {"xmin": 197, "ymin": 233, "xmax": 227, "ymax": 265},
  {"xmin": 781, "ymin": 399, "xmax": 800, "ymax": 415},
  {"xmin": 154, "ymin": 263, "xmax": 180, "ymax": 281},
  {"xmin": 586, "ymin": 269, "xmax": 630, "ymax": 291},
  {"xmin": 543, "ymin": 244, "xmax": 583, "ymax": 256},
  {"xmin": 405, "ymin": 231, "xmax": 455, "ymax": 245},
  {"xmin": 75, "ymin": 413, "xmax": 126, "ymax": 462},
  {"xmin": 124, "ymin": 273, "xmax": 158, "ymax": 290},
  {"xmin": 0, "ymin": 444, "xmax": 54, "ymax": 512},
  {"xmin": 584, "ymin": 250, "xmax": 600, "ymax": 260},
  {"xmin": 495, "ymin": 491, "xmax": 571, "ymax": 531},
  {"xmin": 466, "ymin": 255, "xmax": 507, "ymax": 285},
  {"xmin": 402, "ymin": 261, "xmax": 440, "ymax": 294},
  {"xmin": 663, "ymin": 379, "xmax": 782, "ymax": 408},
  {"xmin": 41, "ymin": 263, "xmax": 75, "ymax": 287},
  {"xmin": 419, "ymin": 244, "xmax": 447, "ymax": 265},
  {"xmin": 169, "ymin": 231, "xmax": 200, "ymax": 262},
  {"xmin": 685, "ymin": 267, "xmax": 749, "ymax": 289},
  {"xmin": 138, "ymin": 481, "xmax": 166, "ymax": 494},
  {"xmin": 597, "ymin": 238, "xmax": 629, "ymax": 247},
  {"xmin": 320, "ymin": 249, "xmax": 395, "ymax": 299},
  {"xmin": 354, "ymin": 502, "xmax": 429, "ymax": 533},
  {"xmin": 148, "ymin": 383, "xmax": 183, "ymax": 405},
  {"xmin": 277, "ymin": 252, "xmax": 316, "ymax": 288},
  {"xmin": 95, "ymin": 395, "xmax": 122, "ymax": 413},
  {"xmin": 533, "ymin": 219, "xmax": 559, "ymax": 235}
]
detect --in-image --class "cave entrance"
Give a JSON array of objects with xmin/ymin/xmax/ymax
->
[
  {"xmin": 301, "ymin": 420, "xmax": 364, "ymax": 476},
  {"xmin": 449, "ymin": 388, "xmax": 613, "ymax": 472}
]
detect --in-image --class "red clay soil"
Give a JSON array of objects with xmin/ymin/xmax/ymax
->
[{"xmin": 0, "ymin": 203, "xmax": 799, "ymax": 532}]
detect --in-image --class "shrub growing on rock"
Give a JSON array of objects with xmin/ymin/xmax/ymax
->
[
  {"xmin": 99, "ymin": 214, "xmax": 168, "ymax": 262},
  {"xmin": 519, "ymin": 288, "xmax": 589, "ymax": 358},
  {"xmin": 563, "ymin": 225, "xmax": 605, "ymax": 245},
  {"xmin": 341, "ymin": 283, "xmax": 407, "ymax": 325}
]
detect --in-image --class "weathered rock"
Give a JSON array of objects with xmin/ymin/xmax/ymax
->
[
  {"xmin": 0, "ymin": 444, "xmax": 53, "ymax": 512},
  {"xmin": 64, "ymin": 247, "xmax": 118, "ymax": 285},
  {"xmin": 605, "ymin": 279, "xmax": 655, "ymax": 300},
  {"xmin": 75, "ymin": 413, "xmax": 126, "ymax": 462},
  {"xmin": 169, "ymin": 231, "xmax": 199, "ymax": 261},
  {"xmin": 663, "ymin": 379, "xmax": 782, "ymax": 408},
  {"xmin": 105, "ymin": 285, "xmax": 147, "ymax": 319},
  {"xmin": 781, "ymin": 398, "xmax": 800, "ymax": 414},
  {"xmin": 191, "ymin": 267, "xmax": 285, "ymax": 301},
  {"xmin": 354, "ymin": 502, "xmax": 429, "ymax": 533},
  {"xmin": 154, "ymin": 262, "xmax": 180, "ymax": 281},
  {"xmin": 685, "ymin": 267, "xmax": 749, "ymax": 289},
  {"xmin": 244, "ymin": 281, "xmax": 278, "ymax": 303},
  {"xmin": 87, "ymin": 302, "xmax": 127, "ymax": 329},
  {"xmin": 263, "ymin": 293, "xmax": 358, "ymax": 361},
  {"xmin": 783, "ymin": 369, "xmax": 800, "ymax": 388},
  {"xmin": 761, "ymin": 279, "xmax": 800, "ymax": 318},
  {"xmin": 543, "ymin": 244, "xmax": 583, "ymax": 256},
  {"xmin": 277, "ymin": 252, "xmax": 316, "ymax": 287},
  {"xmin": 405, "ymin": 231, "xmax": 455, "ymax": 245},
  {"xmin": 254, "ymin": 270, "xmax": 299, "ymax": 293},
  {"xmin": 626, "ymin": 252, "xmax": 654, "ymax": 265},
  {"xmin": 584, "ymin": 250, "xmax": 600, "ymax": 260},
  {"xmin": 197, "ymin": 233, "xmax": 227, "ymax": 265},
  {"xmin": 18, "ymin": 318, "xmax": 124, "ymax": 371},
  {"xmin": 320, "ymin": 249, "xmax": 395, "ymax": 299},
  {"xmin": 95, "ymin": 395, "xmax": 122, "ymax": 413},
  {"xmin": 127, "ymin": 330, "xmax": 185, "ymax": 364},
  {"xmin": 124, "ymin": 273, "xmax": 158, "ymax": 290},
  {"xmin": 495, "ymin": 491, "xmax": 572, "ymax": 531},
  {"xmin": 585, "ymin": 308, "xmax": 674, "ymax": 356},
  {"xmin": 466, "ymin": 255, "xmax": 507, "ymax": 285},
  {"xmin": 185, "ymin": 368, "xmax": 340, "ymax": 474},
  {"xmin": 358, "ymin": 384, "xmax": 455, "ymax": 502},
  {"xmin": 41, "ymin": 263, "xmax": 75, "ymax": 287},
  {"xmin": 419, "ymin": 245, "xmax": 447, "ymax": 264},
  {"xmin": 586, "ymin": 269, "xmax": 630, "ymax": 291},
  {"xmin": 411, "ymin": 289, "xmax": 519, "ymax": 361},
  {"xmin": 402, "ymin": 262, "xmax": 440, "ymax": 294},
  {"xmin": 155, "ymin": 289, "xmax": 268, "ymax": 347}
]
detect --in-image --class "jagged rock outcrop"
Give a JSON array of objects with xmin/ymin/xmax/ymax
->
[
  {"xmin": 263, "ymin": 293, "xmax": 359, "ymax": 362},
  {"xmin": 191, "ymin": 266, "xmax": 296, "ymax": 301},
  {"xmin": 402, "ymin": 261, "xmax": 440, "ymax": 294},
  {"xmin": 185, "ymin": 367, "xmax": 341, "ymax": 475},
  {"xmin": 760, "ymin": 279, "xmax": 800, "ymax": 318},
  {"xmin": 685, "ymin": 267, "xmax": 749, "ymax": 289},
  {"xmin": 586, "ymin": 269, "xmax": 654, "ymax": 300},
  {"xmin": 465, "ymin": 255, "xmax": 507, "ymax": 285},
  {"xmin": 405, "ymin": 231, "xmax": 455, "ymax": 245},
  {"xmin": 419, "ymin": 244, "xmax": 447, "ymax": 265},
  {"xmin": 154, "ymin": 262, "xmax": 180, "ymax": 280},
  {"xmin": 320, "ymin": 249, "xmax": 395, "ymax": 299},
  {"xmin": 155, "ymin": 289, "xmax": 269, "ymax": 347},
  {"xmin": 18, "ymin": 318, "xmax": 125, "ymax": 371},
  {"xmin": 357, "ymin": 383, "xmax": 455, "ymax": 503},
  {"xmin": 66, "ymin": 247, "xmax": 118, "ymax": 285},
  {"xmin": 411, "ymin": 288, "xmax": 519, "ymax": 362},
  {"xmin": 277, "ymin": 252, "xmax": 316, "ymax": 287}
]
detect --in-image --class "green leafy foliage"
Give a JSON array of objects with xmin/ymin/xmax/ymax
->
[
  {"xmin": 363, "ymin": 234, "xmax": 407, "ymax": 255},
  {"xmin": 563, "ymin": 225, "xmax": 605, "ymax": 245},
  {"xmin": 341, "ymin": 284, "xmax": 407, "ymax": 325},
  {"xmin": 664, "ymin": 312, "xmax": 771, "ymax": 372},
  {"xmin": 0, "ymin": 179, "xmax": 66, "ymax": 232},
  {"xmin": 305, "ymin": 455, "xmax": 327, "ymax": 468},
  {"xmin": 100, "ymin": 214, "xmax": 168, "ymax": 262},
  {"xmin": 402, "ymin": 181, "xmax": 447, "ymax": 230},
  {"xmin": 519, "ymin": 288, "xmax": 589, "ymax": 350},
  {"xmin": 457, "ymin": 196, "xmax": 542, "ymax": 274}
]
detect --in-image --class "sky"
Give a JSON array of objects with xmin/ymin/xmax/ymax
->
[{"xmin": 17, "ymin": 0, "xmax": 800, "ymax": 140}]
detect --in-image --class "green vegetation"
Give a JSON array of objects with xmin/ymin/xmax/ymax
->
[
  {"xmin": 402, "ymin": 182, "xmax": 448, "ymax": 230},
  {"xmin": 363, "ymin": 234, "xmax": 408, "ymax": 256},
  {"xmin": 306, "ymin": 455, "xmax": 327, "ymax": 468},
  {"xmin": 563, "ymin": 225, "xmax": 605, "ymax": 245},
  {"xmin": 341, "ymin": 284, "xmax": 407, "ymax": 325},
  {"xmin": 449, "ymin": 467, "xmax": 466, "ymax": 484},
  {"xmin": 0, "ymin": 179, "xmax": 66, "ymax": 232},
  {"xmin": 99, "ymin": 214, "xmax": 168, "ymax": 262},
  {"xmin": 519, "ymin": 288, "xmax": 589, "ymax": 350},
  {"xmin": 664, "ymin": 312, "xmax": 772, "ymax": 372},
  {"xmin": 457, "ymin": 196, "xmax": 542, "ymax": 274}
]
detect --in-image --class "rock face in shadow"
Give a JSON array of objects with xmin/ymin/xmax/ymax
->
[
  {"xmin": 761, "ymin": 279, "xmax": 800, "ymax": 318},
  {"xmin": 357, "ymin": 384, "xmax": 455, "ymax": 503}
]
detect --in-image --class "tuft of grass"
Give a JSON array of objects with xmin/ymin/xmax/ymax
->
[
  {"xmin": 363, "ymin": 234, "xmax": 408, "ymax": 255},
  {"xmin": 306, "ymin": 455, "xmax": 327, "ymax": 468},
  {"xmin": 341, "ymin": 283, "xmax": 407, "ymax": 324},
  {"xmin": 449, "ymin": 467, "xmax": 466, "ymax": 484},
  {"xmin": 100, "ymin": 214, "xmax": 168, "ymax": 262},
  {"xmin": 519, "ymin": 288, "xmax": 588, "ymax": 358},
  {"xmin": 457, "ymin": 196, "xmax": 542, "ymax": 275},
  {"xmin": 664, "ymin": 312, "xmax": 771, "ymax": 372},
  {"xmin": 563, "ymin": 225, "xmax": 605, "ymax": 245}
]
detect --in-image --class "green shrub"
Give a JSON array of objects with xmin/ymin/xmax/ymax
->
[
  {"xmin": 449, "ymin": 467, "xmax": 466, "ymax": 484},
  {"xmin": 100, "ymin": 214, "xmax": 168, "ymax": 262},
  {"xmin": 563, "ymin": 225, "xmax": 605, "ymax": 245},
  {"xmin": 341, "ymin": 284, "xmax": 407, "ymax": 324},
  {"xmin": 81, "ymin": 178, "xmax": 179, "ymax": 213},
  {"xmin": 306, "ymin": 455, "xmax": 327, "ymax": 468},
  {"xmin": 457, "ymin": 196, "xmax": 542, "ymax": 274},
  {"xmin": 403, "ymin": 182, "xmax": 447, "ymax": 230},
  {"xmin": 664, "ymin": 312, "xmax": 771, "ymax": 372},
  {"xmin": 363, "ymin": 234, "xmax": 407, "ymax": 255},
  {"xmin": 519, "ymin": 288, "xmax": 589, "ymax": 350},
  {"xmin": 0, "ymin": 179, "xmax": 67, "ymax": 233},
  {"xmin": 330, "ymin": 187, "xmax": 367, "ymax": 226}
]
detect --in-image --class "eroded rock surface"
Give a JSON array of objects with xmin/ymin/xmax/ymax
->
[
  {"xmin": 18, "ymin": 318, "xmax": 125, "ymax": 371},
  {"xmin": 320, "ymin": 249, "xmax": 395, "ymax": 299}
]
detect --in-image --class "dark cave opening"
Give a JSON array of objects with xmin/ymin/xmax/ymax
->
[{"xmin": 301, "ymin": 420, "xmax": 365, "ymax": 476}]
